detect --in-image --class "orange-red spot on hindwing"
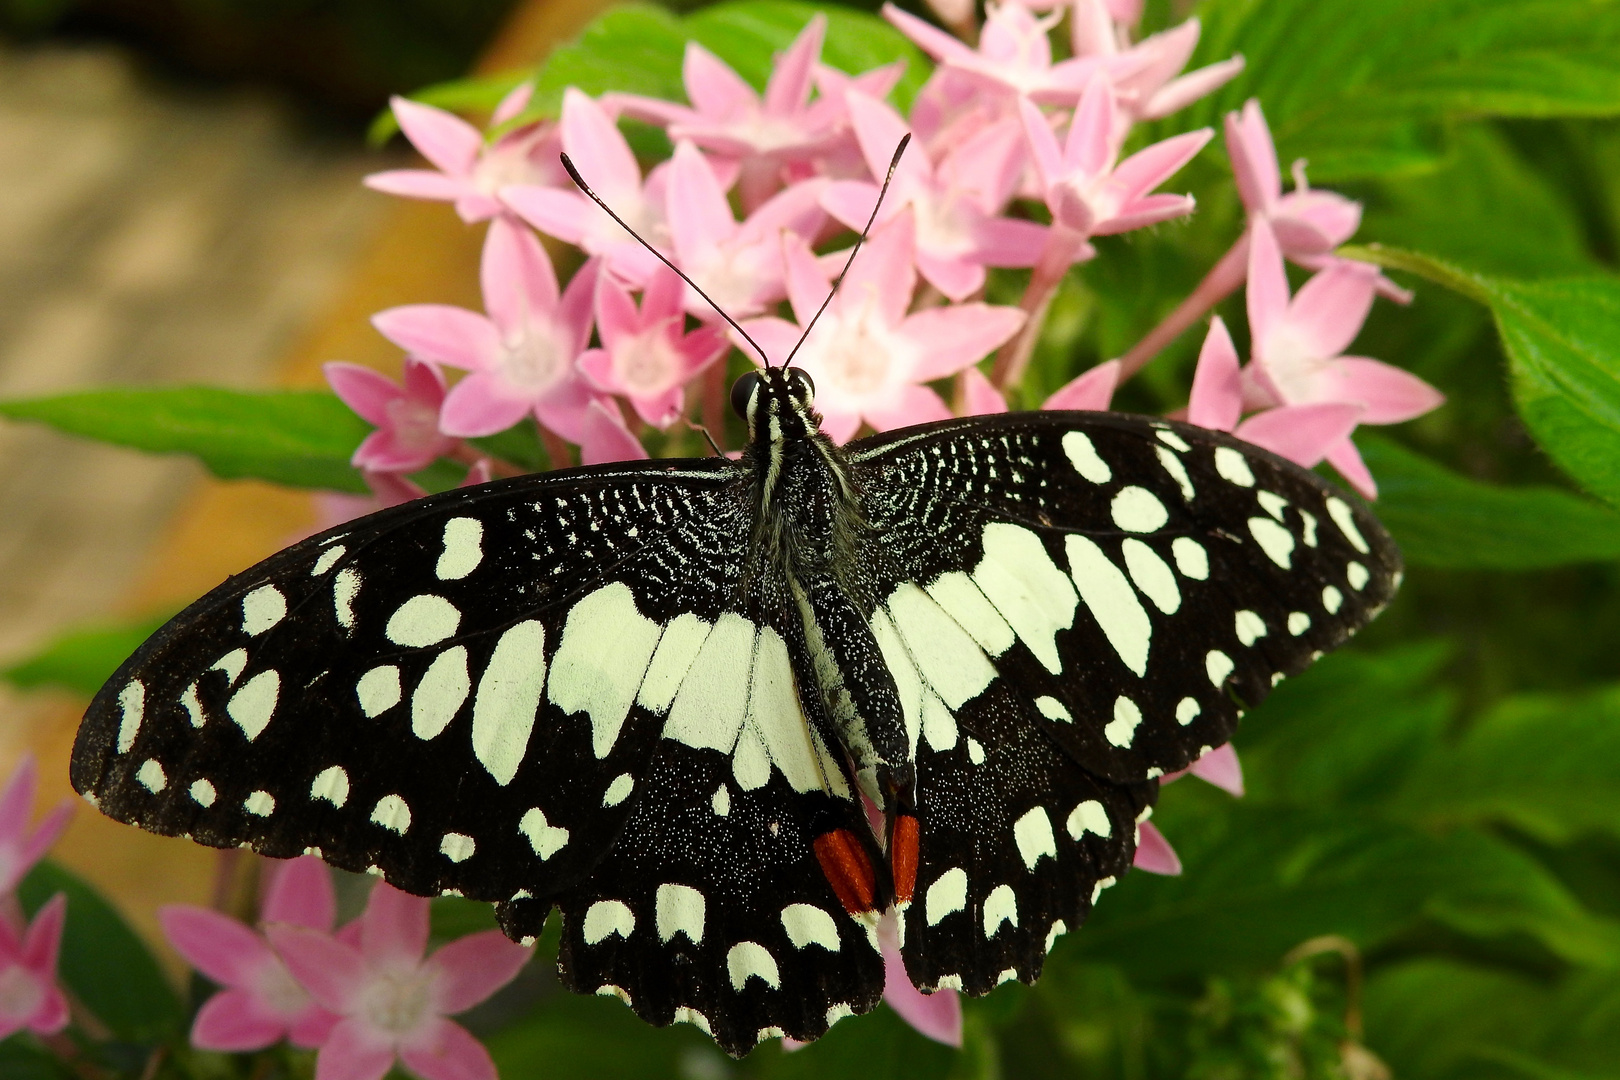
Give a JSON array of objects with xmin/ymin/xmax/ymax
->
[
  {"xmin": 891, "ymin": 814, "xmax": 919, "ymax": 907},
  {"xmin": 813, "ymin": 828, "xmax": 877, "ymax": 914}
]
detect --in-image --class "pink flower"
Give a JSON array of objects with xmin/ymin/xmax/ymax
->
[
  {"xmin": 1244, "ymin": 220, "xmax": 1444, "ymax": 495},
  {"xmin": 664, "ymin": 141, "xmax": 827, "ymax": 319},
  {"xmin": 1163, "ymin": 743, "xmax": 1246, "ymax": 797},
  {"xmin": 1070, "ymin": 4, "xmax": 1245, "ymax": 121},
  {"xmin": 1018, "ymin": 81, "xmax": 1211, "ymax": 239},
  {"xmin": 742, "ymin": 213, "xmax": 1024, "ymax": 442},
  {"xmin": 885, "ymin": 2, "xmax": 1098, "ymax": 104},
  {"xmin": 268, "ymin": 882, "xmax": 530, "ymax": 1080},
  {"xmin": 326, "ymin": 358, "xmax": 459, "ymax": 473},
  {"xmin": 823, "ymin": 92, "xmax": 1047, "ymax": 300},
  {"xmin": 1133, "ymin": 821, "xmax": 1182, "ymax": 876},
  {"xmin": 365, "ymin": 85, "xmax": 567, "ymax": 223},
  {"xmin": 958, "ymin": 358, "xmax": 1120, "ymax": 415},
  {"xmin": 502, "ymin": 89, "xmax": 670, "ymax": 286},
  {"xmin": 372, "ymin": 218, "xmax": 601, "ymax": 443},
  {"xmin": 578, "ymin": 265, "xmax": 728, "ymax": 427},
  {"xmin": 0, "ymin": 754, "xmax": 71, "ymax": 896},
  {"xmin": 579, "ymin": 400, "xmax": 650, "ymax": 465},
  {"xmin": 160, "ymin": 856, "xmax": 340, "ymax": 1051},
  {"xmin": 878, "ymin": 915, "xmax": 960, "ymax": 1046},
  {"xmin": 0, "ymin": 894, "xmax": 67, "ymax": 1040}
]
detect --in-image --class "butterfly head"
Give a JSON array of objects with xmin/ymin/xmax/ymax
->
[{"xmin": 731, "ymin": 365, "xmax": 819, "ymax": 446}]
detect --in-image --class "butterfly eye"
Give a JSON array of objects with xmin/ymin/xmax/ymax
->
[
  {"xmin": 730, "ymin": 371, "xmax": 762, "ymax": 419},
  {"xmin": 787, "ymin": 367, "xmax": 815, "ymax": 404}
]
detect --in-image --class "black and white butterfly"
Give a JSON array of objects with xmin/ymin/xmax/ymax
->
[{"xmin": 71, "ymin": 361, "xmax": 1399, "ymax": 1054}]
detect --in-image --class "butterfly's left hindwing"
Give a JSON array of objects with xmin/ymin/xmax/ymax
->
[{"xmin": 848, "ymin": 412, "xmax": 1400, "ymax": 991}]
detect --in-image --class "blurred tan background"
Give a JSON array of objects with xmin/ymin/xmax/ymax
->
[{"xmin": 0, "ymin": 0, "xmax": 605, "ymax": 967}]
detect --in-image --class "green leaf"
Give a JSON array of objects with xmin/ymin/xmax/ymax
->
[
  {"xmin": 1393, "ymin": 684, "xmax": 1620, "ymax": 843},
  {"xmin": 367, "ymin": 69, "xmax": 532, "ymax": 144},
  {"xmin": 17, "ymin": 860, "xmax": 183, "ymax": 1044},
  {"xmin": 1, "ymin": 611, "xmax": 173, "ymax": 698},
  {"xmin": 530, "ymin": 4, "xmax": 689, "ymax": 117},
  {"xmin": 1359, "ymin": 434, "xmax": 1620, "ymax": 567},
  {"xmin": 0, "ymin": 387, "xmax": 370, "ymax": 493},
  {"xmin": 485, "ymin": 992, "xmax": 710, "ymax": 1080},
  {"xmin": 0, "ymin": 1040, "xmax": 72, "ymax": 1080},
  {"xmin": 1175, "ymin": 0, "xmax": 1620, "ymax": 180},
  {"xmin": 750, "ymin": 1001, "xmax": 961, "ymax": 1080}
]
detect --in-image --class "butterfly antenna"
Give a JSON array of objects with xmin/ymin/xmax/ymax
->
[
  {"xmin": 559, "ymin": 153, "xmax": 773, "ymax": 369},
  {"xmin": 782, "ymin": 133, "xmax": 911, "ymax": 370}
]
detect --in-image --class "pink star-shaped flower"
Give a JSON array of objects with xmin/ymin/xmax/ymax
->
[
  {"xmin": 325, "ymin": 358, "xmax": 459, "ymax": 474},
  {"xmin": 0, "ymin": 894, "xmax": 67, "ymax": 1041},
  {"xmin": 365, "ymin": 84, "xmax": 567, "ymax": 224},
  {"xmin": 957, "ymin": 358, "xmax": 1120, "ymax": 416},
  {"xmin": 0, "ymin": 755, "xmax": 71, "ymax": 896},
  {"xmin": 160, "ymin": 856, "xmax": 340, "ymax": 1051},
  {"xmin": 579, "ymin": 265, "xmax": 728, "ymax": 428},
  {"xmin": 665, "ymin": 140, "xmax": 828, "ymax": 319},
  {"xmin": 371, "ymin": 217, "xmax": 601, "ymax": 444},
  {"xmin": 824, "ymin": 91, "xmax": 1047, "ymax": 300},
  {"xmin": 268, "ymin": 882, "xmax": 530, "ymax": 1080},
  {"xmin": 1243, "ymin": 220, "xmax": 1444, "ymax": 495},
  {"xmin": 1069, "ymin": 2, "xmax": 1245, "ymax": 121},
  {"xmin": 742, "ymin": 213, "xmax": 1025, "ymax": 442},
  {"xmin": 1018, "ymin": 80, "xmax": 1212, "ymax": 239},
  {"xmin": 502, "ymin": 89, "xmax": 671, "ymax": 287},
  {"xmin": 885, "ymin": 1, "xmax": 1100, "ymax": 104}
]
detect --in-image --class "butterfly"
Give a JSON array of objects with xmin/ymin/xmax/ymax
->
[{"xmin": 69, "ymin": 143, "xmax": 1401, "ymax": 1057}]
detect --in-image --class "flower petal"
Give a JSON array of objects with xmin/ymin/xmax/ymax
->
[
  {"xmin": 20, "ymin": 894, "xmax": 64, "ymax": 977},
  {"xmin": 1045, "ymin": 358, "xmax": 1119, "ymax": 411},
  {"xmin": 1111, "ymin": 128, "xmax": 1213, "ymax": 203},
  {"xmin": 316, "ymin": 1018, "xmax": 399, "ymax": 1080},
  {"xmin": 390, "ymin": 98, "xmax": 481, "ymax": 178},
  {"xmin": 1187, "ymin": 316, "xmax": 1242, "ymax": 431},
  {"xmin": 363, "ymin": 170, "xmax": 468, "ymax": 202},
  {"xmin": 266, "ymin": 925, "xmax": 368, "ymax": 1013},
  {"xmin": 161, "ymin": 905, "xmax": 274, "ymax": 987},
  {"xmin": 904, "ymin": 302, "xmax": 1026, "ymax": 382},
  {"xmin": 371, "ymin": 306, "xmax": 499, "ymax": 371},
  {"xmin": 560, "ymin": 88, "xmax": 642, "ymax": 207},
  {"xmin": 427, "ymin": 930, "xmax": 532, "ymax": 1015},
  {"xmin": 882, "ymin": 942, "xmax": 961, "ymax": 1047},
  {"xmin": 1132, "ymin": 821, "xmax": 1182, "ymax": 875},
  {"xmin": 578, "ymin": 401, "xmax": 650, "ymax": 465},
  {"xmin": 190, "ymin": 988, "xmax": 289, "ymax": 1052},
  {"xmin": 1188, "ymin": 743, "xmax": 1245, "ymax": 797},
  {"xmin": 482, "ymin": 218, "xmax": 560, "ymax": 340},
  {"xmin": 1286, "ymin": 259, "xmax": 1379, "ymax": 360},
  {"xmin": 1245, "ymin": 217, "xmax": 1289, "ymax": 347},
  {"xmin": 1236, "ymin": 402, "xmax": 1363, "ymax": 468},
  {"xmin": 765, "ymin": 14, "xmax": 825, "ymax": 115},
  {"xmin": 960, "ymin": 366, "xmax": 1008, "ymax": 415},
  {"xmin": 1327, "ymin": 357, "xmax": 1446, "ymax": 424},
  {"xmin": 360, "ymin": 883, "xmax": 430, "ymax": 969},
  {"xmin": 491, "ymin": 82, "xmax": 535, "ymax": 127},
  {"xmin": 865, "ymin": 384, "xmax": 952, "ymax": 431},
  {"xmin": 0, "ymin": 756, "xmax": 39, "ymax": 849},
  {"xmin": 1327, "ymin": 437, "xmax": 1378, "ymax": 499},
  {"xmin": 1018, "ymin": 97, "xmax": 1064, "ymax": 192},
  {"xmin": 398, "ymin": 1017, "xmax": 498, "ymax": 1080},
  {"xmin": 324, "ymin": 363, "xmax": 399, "ymax": 427},
  {"xmin": 262, "ymin": 856, "xmax": 337, "ymax": 930},
  {"xmin": 684, "ymin": 41, "xmax": 758, "ymax": 119}
]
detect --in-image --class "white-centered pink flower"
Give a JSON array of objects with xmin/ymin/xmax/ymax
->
[
  {"xmin": 742, "ymin": 213, "xmax": 1024, "ymax": 442},
  {"xmin": 824, "ymin": 91, "xmax": 1046, "ymax": 300},
  {"xmin": 1019, "ymin": 80, "xmax": 1211, "ymax": 239},
  {"xmin": 365, "ymin": 85, "xmax": 566, "ymax": 223},
  {"xmin": 885, "ymin": 1, "xmax": 1100, "ymax": 104},
  {"xmin": 372, "ymin": 218, "xmax": 601, "ymax": 443},
  {"xmin": 161, "ymin": 856, "xmax": 340, "ymax": 1052},
  {"xmin": 665, "ymin": 140, "xmax": 827, "ymax": 319},
  {"xmin": 579, "ymin": 265, "xmax": 728, "ymax": 427},
  {"xmin": 1244, "ymin": 220, "xmax": 1443, "ymax": 495},
  {"xmin": 0, "ymin": 894, "xmax": 66, "ymax": 1041},
  {"xmin": 0, "ymin": 755, "xmax": 71, "ymax": 896},
  {"xmin": 269, "ymin": 882, "xmax": 529, "ymax": 1080},
  {"xmin": 326, "ymin": 358, "xmax": 459, "ymax": 473},
  {"xmin": 502, "ymin": 89, "xmax": 671, "ymax": 286}
]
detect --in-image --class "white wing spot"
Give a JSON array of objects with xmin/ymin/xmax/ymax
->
[
  {"xmin": 440, "ymin": 833, "xmax": 476, "ymax": 863},
  {"xmin": 333, "ymin": 568, "xmax": 361, "ymax": 632},
  {"xmin": 926, "ymin": 572, "xmax": 1015, "ymax": 656},
  {"xmin": 583, "ymin": 900, "xmax": 634, "ymax": 944},
  {"xmin": 1046, "ymin": 921, "xmax": 1068, "ymax": 954},
  {"xmin": 727, "ymin": 942, "xmax": 781, "ymax": 991},
  {"xmin": 1092, "ymin": 875, "xmax": 1117, "ymax": 902},
  {"xmin": 1155, "ymin": 445, "xmax": 1195, "ymax": 502},
  {"xmin": 1122, "ymin": 538, "xmax": 1180, "ymax": 614},
  {"xmin": 1110, "ymin": 486, "xmax": 1169, "ymax": 533},
  {"xmin": 1257, "ymin": 491, "xmax": 1288, "ymax": 520},
  {"xmin": 1248, "ymin": 517, "xmax": 1295, "ymax": 569},
  {"xmin": 1035, "ymin": 696, "xmax": 1071, "ymax": 722},
  {"xmin": 975, "ymin": 524, "xmax": 1078, "ymax": 674},
  {"xmin": 241, "ymin": 586, "xmax": 286, "ymax": 637},
  {"xmin": 137, "ymin": 759, "xmax": 166, "ymax": 792},
  {"xmin": 1066, "ymin": 535, "xmax": 1151, "ymax": 677},
  {"xmin": 1104, "ymin": 696, "xmax": 1143, "ymax": 748},
  {"xmin": 635, "ymin": 613, "xmax": 712, "ymax": 714},
  {"xmin": 244, "ymin": 790, "xmax": 275, "ymax": 817},
  {"xmin": 664, "ymin": 613, "xmax": 755, "ymax": 752},
  {"xmin": 1156, "ymin": 429, "xmax": 1191, "ymax": 452},
  {"xmin": 549, "ymin": 582, "xmax": 662, "ymax": 759},
  {"xmin": 1323, "ymin": 585, "xmax": 1344, "ymax": 614},
  {"xmin": 711, "ymin": 786, "xmax": 730, "ymax": 816},
  {"xmin": 371, "ymin": 794, "xmax": 411, "ymax": 834},
  {"xmin": 655, "ymin": 883, "xmax": 706, "ymax": 944},
  {"xmin": 227, "ymin": 670, "xmax": 280, "ymax": 741},
  {"xmin": 1067, "ymin": 800, "xmax": 1111, "ymax": 839},
  {"xmin": 1062, "ymin": 431, "xmax": 1111, "ymax": 483},
  {"xmin": 386, "ymin": 595, "xmax": 461, "ymax": 648},
  {"xmin": 310, "ymin": 766, "xmax": 349, "ymax": 807},
  {"xmin": 1235, "ymin": 610, "xmax": 1267, "ymax": 645},
  {"xmin": 603, "ymin": 774, "xmax": 634, "ymax": 807},
  {"xmin": 117, "ymin": 680, "xmax": 144, "ymax": 753},
  {"xmin": 210, "ymin": 649, "xmax": 248, "ymax": 684},
  {"xmin": 887, "ymin": 583, "xmax": 997, "ymax": 709},
  {"xmin": 1301, "ymin": 510, "xmax": 1319, "ymax": 547},
  {"xmin": 312, "ymin": 545, "xmax": 345, "ymax": 575},
  {"xmin": 189, "ymin": 778, "xmax": 216, "ymax": 807},
  {"xmin": 983, "ymin": 884, "xmax": 1018, "ymax": 937},
  {"xmin": 926, "ymin": 868, "xmax": 968, "ymax": 926},
  {"xmin": 1176, "ymin": 697, "xmax": 1201, "ymax": 725},
  {"xmin": 519, "ymin": 806, "xmax": 569, "ymax": 859},
  {"xmin": 1347, "ymin": 561, "xmax": 1370, "ymax": 590},
  {"xmin": 412, "ymin": 646, "xmax": 470, "ymax": 740},
  {"xmin": 781, "ymin": 904, "xmax": 840, "ymax": 951},
  {"xmin": 1326, "ymin": 497, "xmax": 1371, "ymax": 552},
  {"xmin": 1206, "ymin": 649, "xmax": 1235, "ymax": 686},
  {"xmin": 436, "ymin": 518, "xmax": 483, "ymax": 580},
  {"xmin": 1288, "ymin": 612, "xmax": 1311, "ymax": 636},
  {"xmin": 472, "ymin": 620, "xmax": 547, "ymax": 786},
  {"xmin": 967, "ymin": 737, "xmax": 986, "ymax": 765},
  {"xmin": 1172, "ymin": 537, "xmax": 1209, "ymax": 580},
  {"xmin": 356, "ymin": 665, "xmax": 401, "ymax": 718},
  {"xmin": 1214, "ymin": 446, "xmax": 1256, "ymax": 487},
  {"xmin": 181, "ymin": 683, "xmax": 205, "ymax": 729},
  {"xmin": 1013, "ymin": 807, "xmax": 1057, "ymax": 869}
]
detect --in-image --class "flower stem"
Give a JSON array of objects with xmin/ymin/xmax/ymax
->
[
  {"xmin": 538, "ymin": 426, "xmax": 575, "ymax": 471},
  {"xmin": 991, "ymin": 229, "xmax": 1088, "ymax": 390},
  {"xmin": 1116, "ymin": 234, "xmax": 1248, "ymax": 381},
  {"xmin": 449, "ymin": 443, "xmax": 525, "ymax": 478}
]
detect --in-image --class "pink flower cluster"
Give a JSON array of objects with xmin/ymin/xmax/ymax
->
[
  {"xmin": 0, "ymin": 756, "xmax": 73, "ymax": 1042},
  {"xmin": 162, "ymin": 858, "xmax": 530, "ymax": 1080}
]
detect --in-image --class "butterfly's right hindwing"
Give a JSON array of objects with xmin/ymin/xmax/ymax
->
[{"xmin": 71, "ymin": 462, "xmax": 750, "ymax": 905}]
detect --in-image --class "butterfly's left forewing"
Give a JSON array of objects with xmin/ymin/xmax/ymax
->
[{"xmin": 849, "ymin": 412, "xmax": 1400, "ymax": 991}]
